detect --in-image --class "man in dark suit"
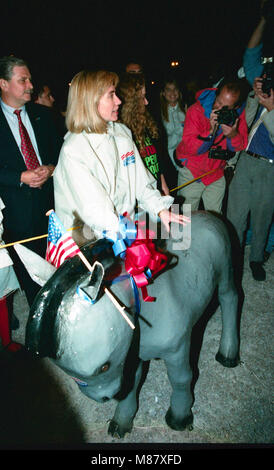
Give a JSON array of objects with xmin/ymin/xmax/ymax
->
[{"xmin": 0, "ymin": 56, "xmax": 63, "ymax": 306}]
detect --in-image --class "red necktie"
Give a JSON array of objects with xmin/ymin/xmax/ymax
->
[{"xmin": 14, "ymin": 109, "xmax": 40, "ymax": 170}]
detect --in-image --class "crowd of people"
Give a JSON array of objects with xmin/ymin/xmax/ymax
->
[{"xmin": 0, "ymin": 3, "xmax": 273, "ymax": 352}]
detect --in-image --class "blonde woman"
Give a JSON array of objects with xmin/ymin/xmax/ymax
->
[{"xmin": 53, "ymin": 70, "xmax": 188, "ymax": 241}]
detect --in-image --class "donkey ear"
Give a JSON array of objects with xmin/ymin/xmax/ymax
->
[
  {"xmin": 14, "ymin": 243, "xmax": 57, "ymax": 286},
  {"xmin": 78, "ymin": 261, "xmax": 105, "ymax": 303}
]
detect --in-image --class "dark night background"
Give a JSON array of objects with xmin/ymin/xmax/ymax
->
[{"xmin": 0, "ymin": 0, "xmax": 271, "ymax": 109}]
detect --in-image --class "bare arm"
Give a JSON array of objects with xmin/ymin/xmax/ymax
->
[{"xmin": 247, "ymin": 16, "xmax": 266, "ymax": 49}]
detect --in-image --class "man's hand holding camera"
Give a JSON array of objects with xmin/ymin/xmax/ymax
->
[
  {"xmin": 220, "ymin": 119, "xmax": 239, "ymax": 138},
  {"xmin": 208, "ymin": 105, "xmax": 239, "ymax": 161},
  {"xmin": 209, "ymin": 107, "xmax": 239, "ymax": 139},
  {"xmin": 254, "ymin": 77, "xmax": 274, "ymax": 111},
  {"xmin": 209, "ymin": 109, "xmax": 219, "ymax": 135}
]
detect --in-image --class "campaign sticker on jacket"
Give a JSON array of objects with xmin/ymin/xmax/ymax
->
[{"xmin": 121, "ymin": 150, "xmax": 135, "ymax": 167}]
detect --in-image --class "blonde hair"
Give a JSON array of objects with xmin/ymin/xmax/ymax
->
[
  {"xmin": 66, "ymin": 70, "xmax": 119, "ymax": 134},
  {"xmin": 118, "ymin": 73, "xmax": 158, "ymax": 149}
]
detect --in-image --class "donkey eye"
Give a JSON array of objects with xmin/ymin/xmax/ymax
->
[{"xmin": 101, "ymin": 363, "xmax": 110, "ymax": 373}]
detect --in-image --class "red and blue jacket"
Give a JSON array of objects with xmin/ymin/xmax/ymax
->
[{"xmin": 176, "ymin": 88, "xmax": 248, "ymax": 185}]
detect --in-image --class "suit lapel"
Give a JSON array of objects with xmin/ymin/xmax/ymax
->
[
  {"xmin": 0, "ymin": 106, "xmax": 26, "ymax": 171},
  {"xmin": 26, "ymin": 103, "xmax": 41, "ymax": 141}
]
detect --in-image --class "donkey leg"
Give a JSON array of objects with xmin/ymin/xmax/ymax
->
[
  {"xmin": 216, "ymin": 269, "xmax": 240, "ymax": 367},
  {"xmin": 108, "ymin": 360, "xmax": 143, "ymax": 438},
  {"xmin": 164, "ymin": 339, "xmax": 194, "ymax": 431}
]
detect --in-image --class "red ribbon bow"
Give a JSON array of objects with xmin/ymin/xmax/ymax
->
[{"xmin": 124, "ymin": 223, "xmax": 168, "ymax": 302}]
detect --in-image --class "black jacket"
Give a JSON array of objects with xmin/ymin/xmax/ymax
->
[{"xmin": 0, "ymin": 102, "xmax": 63, "ymax": 240}]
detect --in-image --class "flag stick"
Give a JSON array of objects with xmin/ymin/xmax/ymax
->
[
  {"xmin": 104, "ymin": 288, "xmax": 135, "ymax": 330},
  {"xmin": 76, "ymin": 251, "xmax": 134, "ymax": 328},
  {"xmin": 77, "ymin": 251, "xmax": 135, "ymax": 330}
]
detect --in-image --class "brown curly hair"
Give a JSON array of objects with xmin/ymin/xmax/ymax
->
[{"xmin": 118, "ymin": 73, "xmax": 158, "ymax": 149}]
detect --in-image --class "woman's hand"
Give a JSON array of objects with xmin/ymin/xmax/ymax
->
[
  {"xmin": 158, "ymin": 209, "xmax": 190, "ymax": 232},
  {"xmin": 160, "ymin": 174, "xmax": 170, "ymax": 196}
]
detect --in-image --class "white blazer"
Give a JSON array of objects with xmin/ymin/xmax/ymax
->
[{"xmin": 53, "ymin": 122, "xmax": 173, "ymax": 239}]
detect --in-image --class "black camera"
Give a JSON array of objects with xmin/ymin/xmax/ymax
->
[
  {"xmin": 208, "ymin": 146, "xmax": 235, "ymax": 160},
  {"xmin": 215, "ymin": 106, "xmax": 238, "ymax": 126},
  {"xmin": 261, "ymin": 58, "xmax": 273, "ymax": 96}
]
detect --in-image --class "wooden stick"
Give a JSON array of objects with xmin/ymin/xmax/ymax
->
[
  {"xmin": 103, "ymin": 287, "xmax": 135, "ymax": 330},
  {"xmin": 0, "ymin": 225, "xmax": 81, "ymax": 249},
  {"xmin": 77, "ymin": 250, "xmax": 94, "ymax": 272},
  {"xmin": 170, "ymin": 168, "xmax": 219, "ymax": 192},
  {"xmin": 77, "ymin": 250, "xmax": 135, "ymax": 329},
  {"xmin": 45, "ymin": 209, "xmax": 54, "ymax": 217},
  {"xmin": 0, "ymin": 233, "xmax": 49, "ymax": 249}
]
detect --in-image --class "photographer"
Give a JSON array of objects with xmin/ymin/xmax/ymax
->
[
  {"xmin": 243, "ymin": 0, "xmax": 273, "ymax": 87},
  {"xmin": 175, "ymin": 80, "xmax": 248, "ymax": 213},
  {"xmin": 226, "ymin": 0, "xmax": 274, "ymax": 282},
  {"xmin": 226, "ymin": 75, "xmax": 274, "ymax": 281}
]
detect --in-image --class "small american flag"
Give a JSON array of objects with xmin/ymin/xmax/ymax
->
[{"xmin": 46, "ymin": 210, "xmax": 80, "ymax": 268}]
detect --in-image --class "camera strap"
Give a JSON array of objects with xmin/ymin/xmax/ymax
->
[
  {"xmin": 198, "ymin": 124, "xmax": 222, "ymax": 143},
  {"xmin": 247, "ymin": 107, "xmax": 267, "ymax": 149},
  {"xmin": 212, "ymin": 134, "xmax": 225, "ymax": 147}
]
